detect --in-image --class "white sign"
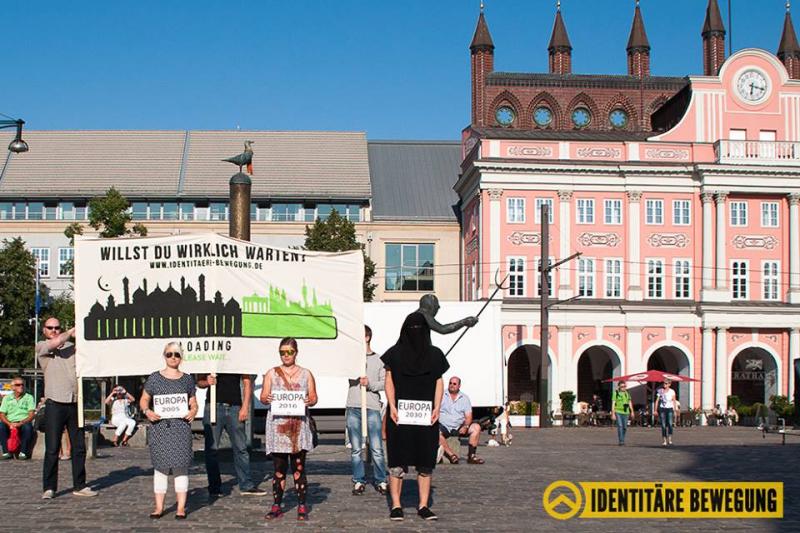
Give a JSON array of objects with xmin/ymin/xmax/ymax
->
[
  {"xmin": 74, "ymin": 233, "xmax": 365, "ymax": 379},
  {"xmin": 397, "ymin": 399, "xmax": 432, "ymax": 426},
  {"xmin": 153, "ymin": 393, "xmax": 189, "ymax": 419},
  {"xmin": 271, "ymin": 390, "xmax": 307, "ymax": 416}
]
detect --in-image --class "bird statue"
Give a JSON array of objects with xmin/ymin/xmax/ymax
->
[{"xmin": 222, "ymin": 140, "xmax": 254, "ymax": 175}]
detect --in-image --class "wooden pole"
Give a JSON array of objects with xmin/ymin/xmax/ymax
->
[{"xmin": 78, "ymin": 376, "xmax": 84, "ymax": 428}]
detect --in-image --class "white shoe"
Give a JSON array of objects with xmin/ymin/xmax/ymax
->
[
  {"xmin": 667, "ymin": 437, "xmax": 672, "ymax": 446},
  {"xmin": 662, "ymin": 439, "xmax": 668, "ymax": 447},
  {"xmin": 42, "ymin": 490, "xmax": 54, "ymax": 500},
  {"xmin": 72, "ymin": 487, "xmax": 98, "ymax": 497}
]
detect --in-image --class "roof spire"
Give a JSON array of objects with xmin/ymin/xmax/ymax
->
[
  {"xmin": 470, "ymin": 6, "xmax": 494, "ymax": 52},
  {"xmin": 779, "ymin": 2, "xmax": 800, "ymax": 57},
  {"xmin": 548, "ymin": 3, "xmax": 572, "ymax": 52},
  {"xmin": 627, "ymin": 0, "xmax": 650, "ymax": 51},
  {"xmin": 702, "ymin": 0, "xmax": 726, "ymax": 36}
]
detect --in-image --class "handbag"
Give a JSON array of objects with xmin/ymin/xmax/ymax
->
[
  {"xmin": 33, "ymin": 404, "xmax": 47, "ymax": 432},
  {"xmin": 7, "ymin": 427, "xmax": 20, "ymax": 454},
  {"xmin": 274, "ymin": 367, "xmax": 319, "ymax": 449}
]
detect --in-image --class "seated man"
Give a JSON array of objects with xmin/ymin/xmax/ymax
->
[
  {"xmin": 0, "ymin": 376, "xmax": 36, "ymax": 460},
  {"xmin": 438, "ymin": 377, "xmax": 484, "ymax": 465}
]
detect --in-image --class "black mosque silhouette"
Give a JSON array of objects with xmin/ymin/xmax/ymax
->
[{"xmin": 84, "ymin": 274, "xmax": 242, "ymax": 340}]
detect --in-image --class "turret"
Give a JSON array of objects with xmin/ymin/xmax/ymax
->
[
  {"xmin": 702, "ymin": 0, "xmax": 726, "ymax": 76},
  {"xmin": 548, "ymin": 1, "xmax": 572, "ymax": 75},
  {"xmin": 470, "ymin": 2, "xmax": 495, "ymax": 126},
  {"xmin": 627, "ymin": 1, "xmax": 651, "ymax": 77}
]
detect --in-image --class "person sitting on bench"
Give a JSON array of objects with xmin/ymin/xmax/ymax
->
[
  {"xmin": 104, "ymin": 385, "xmax": 136, "ymax": 447},
  {"xmin": 438, "ymin": 377, "xmax": 484, "ymax": 464}
]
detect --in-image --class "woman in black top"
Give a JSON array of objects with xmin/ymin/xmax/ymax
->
[{"xmin": 382, "ymin": 312, "xmax": 448, "ymax": 521}]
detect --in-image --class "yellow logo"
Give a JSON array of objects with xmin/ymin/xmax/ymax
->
[
  {"xmin": 542, "ymin": 481, "xmax": 783, "ymax": 519},
  {"xmin": 543, "ymin": 480, "xmax": 583, "ymax": 520}
]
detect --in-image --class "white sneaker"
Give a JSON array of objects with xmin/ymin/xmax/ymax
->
[
  {"xmin": 352, "ymin": 482, "xmax": 365, "ymax": 495},
  {"xmin": 667, "ymin": 437, "xmax": 673, "ymax": 446},
  {"xmin": 72, "ymin": 487, "xmax": 98, "ymax": 497},
  {"xmin": 42, "ymin": 490, "xmax": 54, "ymax": 500}
]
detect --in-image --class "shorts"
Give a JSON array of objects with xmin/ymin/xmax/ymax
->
[
  {"xmin": 439, "ymin": 424, "xmax": 461, "ymax": 438},
  {"xmin": 389, "ymin": 465, "xmax": 433, "ymax": 478}
]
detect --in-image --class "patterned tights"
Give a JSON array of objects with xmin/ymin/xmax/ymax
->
[{"xmin": 272, "ymin": 451, "xmax": 307, "ymax": 505}]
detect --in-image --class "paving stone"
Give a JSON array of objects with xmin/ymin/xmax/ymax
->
[{"xmin": 2, "ymin": 426, "xmax": 796, "ymax": 531}]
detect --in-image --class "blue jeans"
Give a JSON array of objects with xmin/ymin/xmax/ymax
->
[
  {"xmin": 203, "ymin": 403, "xmax": 254, "ymax": 492},
  {"xmin": 0, "ymin": 422, "xmax": 33, "ymax": 455},
  {"xmin": 659, "ymin": 408, "xmax": 674, "ymax": 438},
  {"xmin": 346, "ymin": 407, "xmax": 387, "ymax": 484},
  {"xmin": 614, "ymin": 413, "xmax": 628, "ymax": 443}
]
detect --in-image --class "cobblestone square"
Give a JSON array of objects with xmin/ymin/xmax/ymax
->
[{"xmin": 1, "ymin": 426, "xmax": 797, "ymax": 532}]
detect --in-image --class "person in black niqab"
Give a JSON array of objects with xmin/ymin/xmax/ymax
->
[{"xmin": 381, "ymin": 312, "xmax": 449, "ymax": 521}]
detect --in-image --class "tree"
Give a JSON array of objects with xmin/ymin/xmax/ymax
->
[
  {"xmin": 63, "ymin": 186, "xmax": 148, "ymax": 276},
  {"xmin": 0, "ymin": 238, "xmax": 36, "ymax": 367},
  {"xmin": 304, "ymin": 209, "xmax": 376, "ymax": 301}
]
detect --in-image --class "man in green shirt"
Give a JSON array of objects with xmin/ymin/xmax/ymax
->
[
  {"xmin": 0, "ymin": 376, "xmax": 36, "ymax": 459},
  {"xmin": 610, "ymin": 382, "xmax": 634, "ymax": 446}
]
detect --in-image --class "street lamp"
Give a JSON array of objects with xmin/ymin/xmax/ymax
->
[{"xmin": 0, "ymin": 117, "xmax": 28, "ymax": 153}]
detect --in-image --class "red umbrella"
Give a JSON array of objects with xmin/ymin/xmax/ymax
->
[
  {"xmin": 604, "ymin": 370, "xmax": 701, "ymax": 383},
  {"xmin": 604, "ymin": 370, "xmax": 700, "ymax": 426}
]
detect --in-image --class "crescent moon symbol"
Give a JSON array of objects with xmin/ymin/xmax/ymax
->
[{"xmin": 97, "ymin": 277, "xmax": 111, "ymax": 292}]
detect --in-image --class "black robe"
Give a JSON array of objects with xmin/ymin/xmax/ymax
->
[{"xmin": 381, "ymin": 312, "xmax": 449, "ymax": 469}]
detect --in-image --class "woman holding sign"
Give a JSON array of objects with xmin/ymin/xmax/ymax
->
[
  {"xmin": 382, "ymin": 312, "xmax": 449, "ymax": 522},
  {"xmin": 260, "ymin": 337, "xmax": 318, "ymax": 521},
  {"xmin": 140, "ymin": 342, "xmax": 198, "ymax": 520}
]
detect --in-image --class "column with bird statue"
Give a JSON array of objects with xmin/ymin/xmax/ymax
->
[{"xmin": 217, "ymin": 141, "xmax": 255, "ymax": 428}]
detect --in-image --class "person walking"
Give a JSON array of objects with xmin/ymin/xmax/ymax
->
[
  {"xmin": 260, "ymin": 338, "xmax": 318, "ymax": 521},
  {"xmin": 610, "ymin": 382, "xmax": 634, "ymax": 446},
  {"xmin": 653, "ymin": 379, "xmax": 677, "ymax": 446},
  {"xmin": 382, "ymin": 312, "xmax": 449, "ymax": 521},
  {"xmin": 104, "ymin": 385, "xmax": 136, "ymax": 447},
  {"xmin": 345, "ymin": 325, "xmax": 388, "ymax": 495},
  {"xmin": 37, "ymin": 317, "xmax": 97, "ymax": 499},
  {"xmin": 140, "ymin": 342, "xmax": 198, "ymax": 519},
  {"xmin": 196, "ymin": 373, "xmax": 265, "ymax": 498}
]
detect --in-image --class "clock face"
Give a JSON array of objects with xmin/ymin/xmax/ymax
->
[
  {"xmin": 572, "ymin": 107, "xmax": 591, "ymax": 128},
  {"xmin": 495, "ymin": 106, "xmax": 515, "ymax": 126},
  {"xmin": 534, "ymin": 106, "xmax": 553, "ymax": 127},
  {"xmin": 736, "ymin": 69, "xmax": 768, "ymax": 103}
]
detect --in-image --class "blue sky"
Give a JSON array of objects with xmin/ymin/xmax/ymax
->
[{"xmin": 5, "ymin": 1, "xmax": 792, "ymax": 139}]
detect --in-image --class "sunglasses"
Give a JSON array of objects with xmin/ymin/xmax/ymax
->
[
  {"xmin": 44, "ymin": 326, "xmax": 61, "ymax": 331},
  {"xmin": 164, "ymin": 352, "xmax": 182, "ymax": 359},
  {"xmin": 12, "ymin": 383, "xmax": 23, "ymax": 387},
  {"xmin": 279, "ymin": 349, "xmax": 296, "ymax": 356}
]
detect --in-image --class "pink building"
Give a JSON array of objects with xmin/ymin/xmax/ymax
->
[{"xmin": 458, "ymin": 3, "xmax": 800, "ymax": 416}]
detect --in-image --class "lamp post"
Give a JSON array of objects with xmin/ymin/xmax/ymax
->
[{"xmin": 0, "ymin": 117, "xmax": 28, "ymax": 153}]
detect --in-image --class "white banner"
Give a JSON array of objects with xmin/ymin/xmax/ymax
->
[{"xmin": 75, "ymin": 233, "xmax": 365, "ymax": 378}]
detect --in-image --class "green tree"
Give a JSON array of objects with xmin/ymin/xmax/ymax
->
[
  {"xmin": 0, "ymin": 238, "xmax": 36, "ymax": 367},
  {"xmin": 63, "ymin": 187, "xmax": 148, "ymax": 276},
  {"xmin": 304, "ymin": 209, "xmax": 376, "ymax": 301}
]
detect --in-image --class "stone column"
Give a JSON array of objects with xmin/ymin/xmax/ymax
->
[
  {"xmin": 488, "ymin": 188, "xmax": 503, "ymax": 297},
  {"xmin": 557, "ymin": 326, "xmax": 574, "ymax": 410},
  {"xmin": 790, "ymin": 328, "xmax": 800, "ymax": 400},
  {"xmin": 789, "ymin": 193, "xmax": 800, "ymax": 303},
  {"xmin": 626, "ymin": 327, "xmax": 644, "ymax": 373},
  {"xmin": 701, "ymin": 192, "xmax": 714, "ymax": 291},
  {"xmin": 627, "ymin": 191, "xmax": 643, "ymax": 301},
  {"xmin": 715, "ymin": 327, "xmax": 728, "ymax": 408},
  {"xmin": 714, "ymin": 192, "xmax": 728, "ymax": 291},
  {"xmin": 558, "ymin": 190, "xmax": 573, "ymax": 299},
  {"xmin": 701, "ymin": 327, "xmax": 714, "ymax": 421}
]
